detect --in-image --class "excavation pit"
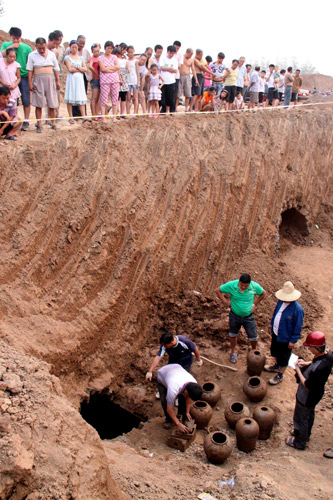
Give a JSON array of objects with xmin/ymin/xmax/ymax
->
[{"xmin": 80, "ymin": 393, "xmax": 143, "ymax": 440}]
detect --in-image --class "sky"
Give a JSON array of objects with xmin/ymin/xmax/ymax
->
[{"xmin": 1, "ymin": 0, "xmax": 332, "ymax": 75}]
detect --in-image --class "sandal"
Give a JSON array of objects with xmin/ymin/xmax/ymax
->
[
  {"xmin": 69, "ymin": 118, "xmax": 75, "ymax": 124},
  {"xmin": 230, "ymin": 353, "xmax": 238, "ymax": 364},
  {"xmin": 36, "ymin": 126, "xmax": 42, "ymax": 134},
  {"xmin": 285, "ymin": 437, "xmax": 304, "ymax": 450},
  {"xmin": 5, "ymin": 135, "xmax": 18, "ymax": 141},
  {"xmin": 51, "ymin": 124, "xmax": 57, "ymax": 130}
]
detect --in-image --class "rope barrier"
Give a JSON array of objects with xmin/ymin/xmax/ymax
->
[{"xmin": 0, "ymin": 99, "xmax": 332, "ymax": 125}]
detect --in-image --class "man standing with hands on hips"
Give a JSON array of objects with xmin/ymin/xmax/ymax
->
[{"xmin": 216, "ymin": 274, "xmax": 267, "ymax": 364}]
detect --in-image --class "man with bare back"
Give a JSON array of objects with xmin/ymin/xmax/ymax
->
[
  {"xmin": 177, "ymin": 48, "xmax": 198, "ymax": 112},
  {"xmin": 191, "ymin": 49, "xmax": 214, "ymax": 111}
]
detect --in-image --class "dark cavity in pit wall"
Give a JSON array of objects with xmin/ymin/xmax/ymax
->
[
  {"xmin": 279, "ymin": 208, "xmax": 309, "ymax": 244},
  {"xmin": 80, "ymin": 393, "xmax": 143, "ymax": 440}
]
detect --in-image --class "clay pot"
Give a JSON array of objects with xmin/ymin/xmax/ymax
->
[
  {"xmin": 204, "ymin": 431, "xmax": 233, "ymax": 464},
  {"xmin": 253, "ymin": 406, "xmax": 276, "ymax": 439},
  {"xmin": 243, "ymin": 376, "xmax": 267, "ymax": 402},
  {"xmin": 247, "ymin": 350, "xmax": 266, "ymax": 376},
  {"xmin": 224, "ymin": 401, "xmax": 251, "ymax": 429},
  {"xmin": 235, "ymin": 417, "xmax": 259, "ymax": 452},
  {"xmin": 201, "ymin": 382, "xmax": 221, "ymax": 407},
  {"xmin": 190, "ymin": 401, "xmax": 213, "ymax": 429}
]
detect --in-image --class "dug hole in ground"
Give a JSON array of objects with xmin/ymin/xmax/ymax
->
[{"xmin": 0, "ymin": 104, "xmax": 332, "ymax": 499}]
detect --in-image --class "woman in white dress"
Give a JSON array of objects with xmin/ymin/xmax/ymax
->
[{"xmin": 64, "ymin": 40, "xmax": 87, "ymax": 123}]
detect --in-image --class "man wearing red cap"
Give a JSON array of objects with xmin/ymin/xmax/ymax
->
[{"xmin": 286, "ymin": 331, "xmax": 333, "ymax": 450}]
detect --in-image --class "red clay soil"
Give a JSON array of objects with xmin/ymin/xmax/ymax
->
[{"xmin": 0, "ymin": 106, "xmax": 332, "ymax": 498}]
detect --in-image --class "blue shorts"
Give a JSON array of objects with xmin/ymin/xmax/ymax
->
[
  {"xmin": 18, "ymin": 77, "xmax": 31, "ymax": 106},
  {"xmin": 90, "ymin": 78, "xmax": 100, "ymax": 89},
  {"xmin": 229, "ymin": 310, "xmax": 258, "ymax": 341},
  {"xmin": 128, "ymin": 84, "xmax": 138, "ymax": 91}
]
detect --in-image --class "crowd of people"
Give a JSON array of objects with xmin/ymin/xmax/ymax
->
[
  {"xmin": 146, "ymin": 274, "xmax": 332, "ymax": 456},
  {"xmin": 0, "ymin": 27, "xmax": 305, "ymax": 139}
]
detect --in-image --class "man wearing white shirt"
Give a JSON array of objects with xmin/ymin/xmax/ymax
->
[
  {"xmin": 173, "ymin": 41, "xmax": 182, "ymax": 110},
  {"xmin": 27, "ymin": 37, "xmax": 60, "ymax": 132},
  {"xmin": 209, "ymin": 52, "xmax": 226, "ymax": 96},
  {"xmin": 248, "ymin": 66, "xmax": 260, "ymax": 109},
  {"xmin": 157, "ymin": 364, "xmax": 203, "ymax": 430},
  {"xmin": 160, "ymin": 45, "xmax": 178, "ymax": 114},
  {"xmin": 278, "ymin": 69, "xmax": 285, "ymax": 103},
  {"xmin": 264, "ymin": 63, "xmax": 278, "ymax": 107},
  {"xmin": 258, "ymin": 70, "xmax": 266, "ymax": 105},
  {"xmin": 236, "ymin": 56, "xmax": 246, "ymax": 93},
  {"xmin": 149, "ymin": 44, "xmax": 163, "ymax": 71}
]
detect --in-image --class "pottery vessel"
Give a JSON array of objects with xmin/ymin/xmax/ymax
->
[
  {"xmin": 253, "ymin": 406, "xmax": 275, "ymax": 439},
  {"xmin": 224, "ymin": 401, "xmax": 251, "ymax": 428},
  {"xmin": 204, "ymin": 431, "xmax": 233, "ymax": 464},
  {"xmin": 190, "ymin": 400, "xmax": 213, "ymax": 429},
  {"xmin": 236, "ymin": 417, "xmax": 259, "ymax": 452},
  {"xmin": 243, "ymin": 376, "xmax": 267, "ymax": 402},
  {"xmin": 247, "ymin": 350, "xmax": 266, "ymax": 376},
  {"xmin": 201, "ymin": 381, "xmax": 221, "ymax": 407}
]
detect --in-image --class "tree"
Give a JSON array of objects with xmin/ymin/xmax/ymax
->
[{"xmin": 252, "ymin": 57, "xmax": 316, "ymax": 74}]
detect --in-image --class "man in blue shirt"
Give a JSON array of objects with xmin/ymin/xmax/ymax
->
[
  {"xmin": 264, "ymin": 281, "xmax": 304, "ymax": 385},
  {"xmin": 146, "ymin": 332, "xmax": 202, "ymax": 381}
]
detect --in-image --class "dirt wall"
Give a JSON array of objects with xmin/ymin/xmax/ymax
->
[{"xmin": 0, "ymin": 108, "xmax": 332, "ymax": 403}]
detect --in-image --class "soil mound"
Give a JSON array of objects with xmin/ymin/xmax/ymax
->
[
  {"xmin": 302, "ymin": 73, "xmax": 333, "ymax": 91},
  {"xmin": 0, "ymin": 341, "xmax": 129, "ymax": 499}
]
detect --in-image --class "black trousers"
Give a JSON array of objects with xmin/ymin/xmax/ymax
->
[
  {"xmin": 293, "ymin": 399, "xmax": 315, "ymax": 449},
  {"xmin": 161, "ymin": 83, "xmax": 176, "ymax": 113},
  {"xmin": 174, "ymin": 78, "xmax": 179, "ymax": 107},
  {"xmin": 158, "ymin": 382, "xmax": 186, "ymax": 423},
  {"xmin": 73, "ymin": 74, "xmax": 88, "ymax": 117}
]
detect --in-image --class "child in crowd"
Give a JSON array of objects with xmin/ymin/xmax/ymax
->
[
  {"xmin": 215, "ymin": 89, "xmax": 228, "ymax": 111},
  {"xmin": 0, "ymin": 85, "xmax": 22, "ymax": 140},
  {"xmin": 204, "ymin": 55, "xmax": 213, "ymax": 91},
  {"xmin": 234, "ymin": 89, "xmax": 244, "ymax": 111},
  {"xmin": 88, "ymin": 43, "xmax": 101, "ymax": 120},
  {"xmin": 115, "ymin": 47, "xmax": 129, "ymax": 118},
  {"xmin": 126, "ymin": 46, "xmax": 139, "ymax": 115},
  {"xmin": 147, "ymin": 63, "xmax": 164, "ymax": 117},
  {"xmin": 0, "ymin": 48, "xmax": 21, "ymax": 101},
  {"xmin": 200, "ymin": 86, "xmax": 216, "ymax": 112}
]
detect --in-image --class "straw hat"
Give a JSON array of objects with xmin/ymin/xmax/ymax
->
[{"xmin": 275, "ymin": 281, "xmax": 301, "ymax": 302}]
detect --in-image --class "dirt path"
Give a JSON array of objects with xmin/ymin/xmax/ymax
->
[
  {"xmin": 103, "ymin": 243, "xmax": 333, "ymax": 500},
  {"xmin": 282, "ymin": 244, "xmax": 333, "ymax": 339}
]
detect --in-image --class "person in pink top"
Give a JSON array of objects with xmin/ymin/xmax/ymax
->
[
  {"xmin": 98, "ymin": 40, "xmax": 119, "ymax": 123},
  {"xmin": 0, "ymin": 48, "xmax": 21, "ymax": 100},
  {"xmin": 88, "ymin": 43, "xmax": 101, "ymax": 120}
]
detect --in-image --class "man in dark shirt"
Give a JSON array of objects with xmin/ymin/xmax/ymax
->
[
  {"xmin": 145, "ymin": 332, "xmax": 202, "ymax": 381},
  {"xmin": 286, "ymin": 331, "xmax": 333, "ymax": 450}
]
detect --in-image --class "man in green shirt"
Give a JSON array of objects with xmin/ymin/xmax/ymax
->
[
  {"xmin": 216, "ymin": 273, "xmax": 266, "ymax": 364},
  {"xmin": 1, "ymin": 27, "xmax": 32, "ymax": 130}
]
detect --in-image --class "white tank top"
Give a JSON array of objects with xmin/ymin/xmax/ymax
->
[{"xmin": 127, "ymin": 59, "xmax": 137, "ymax": 85}]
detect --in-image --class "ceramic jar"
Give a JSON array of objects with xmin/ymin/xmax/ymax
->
[
  {"xmin": 190, "ymin": 400, "xmax": 213, "ymax": 429},
  {"xmin": 247, "ymin": 350, "xmax": 266, "ymax": 376},
  {"xmin": 253, "ymin": 406, "xmax": 276, "ymax": 439},
  {"xmin": 235, "ymin": 417, "xmax": 259, "ymax": 452},
  {"xmin": 201, "ymin": 382, "xmax": 221, "ymax": 407},
  {"xmin": 224, "ymin": 401, "xmax": 251, "ymax": 429},
  {"xmin": 204, "ymin": 431, "xmax": 234, "ymax": 464},
  {"xmin": 243, "ymin": 376, "xmax": 267, "ymax": 402}
]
